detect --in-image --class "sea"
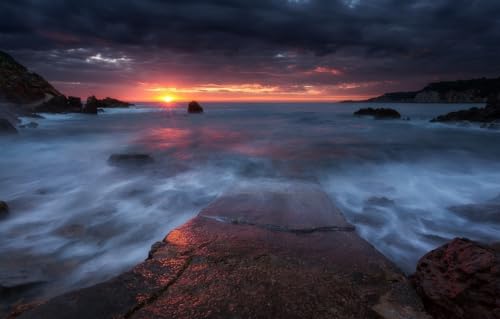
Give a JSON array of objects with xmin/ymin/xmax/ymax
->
[{"xmin": 1, "ymin": 102, "xmax": 499, "ymax": 309}]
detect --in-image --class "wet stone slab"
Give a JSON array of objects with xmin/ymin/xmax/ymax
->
[{"xmin": 17, "ymin": 181, "xmax": 429, "ymax": 319}]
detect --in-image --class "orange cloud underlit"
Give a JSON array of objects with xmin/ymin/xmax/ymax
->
[{"xmin": 54, "ymin": 81, "xmax": 375, "ymax": 103}]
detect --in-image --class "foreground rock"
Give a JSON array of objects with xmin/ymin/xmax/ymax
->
[
  {"xmin": 354, "ymin": 107, "xmax": 401, "ymax": 119},
  {"xmin": 0, "ymin": 51, "xmax": 62, "ymax": 105},
  {"xmin": 108, "ymin": 154, "xmax": 154, "ymax": 167},
  {"xmin": 0, "ymin": 201, "xmax": 8, "ymax": 219},
  {"xmin": 412, "ymin": 238, "xmax": 499, "ymax": 319},
  {"xmin": 17, "ymin": 180, "xmax": 429, "ymax": 319},
  {"xmin": 432, "ymin": 94, "xmax": 500, "ymax": 123},
  {"xmin": 188, "ymin": 101, "xmax": 204, "ymax": 113},
  {"xmin": 0, "ymin": 119, "xmax": 17, "ymax": 135}
]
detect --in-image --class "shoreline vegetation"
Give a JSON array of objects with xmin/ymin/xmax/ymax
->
[{"xmin": 1, "ymin": 50, "xmax": 500, "ymax": 318}]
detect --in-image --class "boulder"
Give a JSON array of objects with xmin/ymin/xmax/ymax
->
[
  {"xmin": 82, "ymin": 96, "xmax": 98, "ymax": 114},
  {"xmin": 431, "ymin": 93, "xmax": 500, "ymax": 123},
  {"xmin": 108, "ymin": 154, "xmax": 154, "ymax": 167},
  {"xmin": 354, "ymin": 107, "xmax": 401, "ymax": 119},
  {"xmin": 0, "ymin": 119, "xmax": 17, "ymax": 135},
  {"xmin": 67, "ymin": 96, "xmax": 83, "ymax": 109},
  {"xmin": 0, "ymin": 201, "xmax": 8, "ymax": 219},
  {"xmin": 412, "ymin": 238, "xmax": 500, "ymax": 319},
  {"xmin": 188, "ymin": 101, "xmax": 204, "ymax": 113}
]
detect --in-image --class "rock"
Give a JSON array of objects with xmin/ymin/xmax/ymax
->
[
  {"xmin": 108, "ymin": 154, "xmax": 154, "ymax": 167},
  {"xmin": 35, "ymin": 95, "xmax": 81, "ymax": 113},
  {"xmin": 67, "ymin": 96, "xmax": 83, "ymax": 109},
  {"xmin": 83, "ymin": 96, "xmax": 132, "ymax": 109},
  {"xmin": 98, "ymin": 97, "xmax": 132, "ymax": 108},
  {"xmin": 19, "ymin": 122, "xmax": 38, "ymax": 129},
  {"xmin": 0, "ymin": 119, "xmax": 17, "ymax": 135},
  {"xmin": 431, "ymin": 93, "xmax": 500, "ymax": 123},
  {"xmin": 354, "ymin": 107, "xmax": 401, "ymax": 119},
  {"xmin": 412, "ymin": 238, "xmax": 500, "ymax": 319},
  {"xmin": 187, "ymin": 101, "xmax": 204, "ymax": 113},
  {"xmin": 18, "ymin": 181, "xmax": 429, "ymax": 319},
  {"xmin": 0, "ymin": 201, "xmax": 8, "ymax": 218},
  {"xmin": 82, "ymin": 96, "xmax": 99, "ymax": 114},
  {"xmin": 0, "ymin": 51, "xmax": 62, "ymax": 105}
]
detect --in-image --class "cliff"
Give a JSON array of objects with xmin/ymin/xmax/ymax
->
[
  {"xmin": 365, "ymin": 77, "xmax": 500, "ymax": 103},
  {"xmin": 0, "ymin": 51, "xmax": 62, "ymax": 105}
]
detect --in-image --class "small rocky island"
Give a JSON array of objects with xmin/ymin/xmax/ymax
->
[{"xmin": 188, "ymin": 101, "xmax": 204, "ymax": 113}]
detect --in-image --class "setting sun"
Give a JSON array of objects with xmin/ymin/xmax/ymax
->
[{"xmin": 161, "ymin": 95, "xmax": 175, "ymax": 103}]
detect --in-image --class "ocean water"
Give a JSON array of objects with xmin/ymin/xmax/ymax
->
[{"xmin": 1, "ymin": 102, "xmax": 500, "ymax": 307}]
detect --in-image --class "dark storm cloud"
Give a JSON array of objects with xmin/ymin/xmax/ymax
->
[{"xmin": 1, "ymin": 0, "xmax": 500, "ymax": 98}]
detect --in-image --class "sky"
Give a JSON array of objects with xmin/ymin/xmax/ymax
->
[{"xmin": 1, "ymin": 0, "xmax": 500, "ymax": 102}]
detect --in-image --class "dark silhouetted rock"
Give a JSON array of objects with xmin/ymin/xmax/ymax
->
[
  {"xmin": 188, "ymin": 101, "xmax": 204, "ymax": 113},
  {"xmin": 35, "ymin": 95, "xmax": 82, "ymax": 113},
  {"xmin": 108, "ymin": 154, "xmax": 154, "ymax": 167},
  {"xmin": 354, "ymin": 107, "xmax": 401, "ymax": 119},
  {"xmin": 18, "ymin": 181, "xmax": 429, "ymax": 319},
  {"xmin": 412, "ymin": 238, "xmax": 500, "ymax": 319},
  {"xmin": 82, "ymin": 96, "xmax": 98, "ymax": 114},
  {"xmin": 0, "ymin": 51, "xmax": 62, "ymax": 105},
  {"xmin": 67, "ymin": 96, "xmax": 82, "ymax": 109},
  {"xmin": 0, "ymin": 119, "xmax": 17, "ymax": 135},
  {"xmin": 98, "ymin": 97, "xmax": 133, "ymax": 108},
  {"xmin": 432, "ymin": 93, "xmax": 500, "ymax": 123},
  {"xmin": 0, "ymin": 201, "xmax": 8, "ymax": 218}
]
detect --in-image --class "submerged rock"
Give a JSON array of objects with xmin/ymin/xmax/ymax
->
[
  {"xmin": 188, "ymin": 101, "xmax": 204, "ymax": 113},
  {"xmin": 0, "ymin": 119, "xmax": 17, "ymax": 134},
  {"xmin": 412, "ymin": 238, "xmax": 500, "ymax": 319},
  {"xmin": 431, "ymin": 93, "xmax": 500, "ymax": 123},
  {"xmin": 354, "ymin": 107, "xmax": 401, "ymax": 119},
  {"xmin": 19, "ymin": 122, "xmax": 38, "ymax": 129},
  {"xmin": 0, "ymin": 201, "xmax": 8, "ymax": 218},
  {"xmin": 108, "ymin": 154, "xmax": 154, "ymax": 167}
]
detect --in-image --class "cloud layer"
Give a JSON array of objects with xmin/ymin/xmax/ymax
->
[{"xmin": 1, "ymin": 0, "xmax": 500, "ymax": 100}]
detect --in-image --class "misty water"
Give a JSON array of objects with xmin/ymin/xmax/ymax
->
[{"xmin": 1, "ymin": 102, "xmax": 500, "ymax": 307}]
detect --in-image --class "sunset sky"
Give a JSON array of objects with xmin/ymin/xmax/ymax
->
[{"xmin": 1, "ymin": 0, "xmax": 500, "ymax": 102}]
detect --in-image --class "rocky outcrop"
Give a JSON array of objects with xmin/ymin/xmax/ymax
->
[
  {"xmin": 0, "ymin": 201, "xmax": 8, "ymax": 219},
  {"xmin": 354, "ymin": 107, "xmax": 401, "ymax": 119},
  {"xmin": 0, "ymin": 119, "xmax": 17, "ymax": 135},
  {"xmin": 82, "ymin": 96, "xmax": 98, "ymax": 114},
  {"xmin": 0, "ymin": 51, "xmax": 62, "ymax": 105},
  {"xmin": 35, "ymin": 95, "xmax": 82, "ymax": 113},
  {"xmin": 108, "ymin": 154, "xmax": 154, "ymax": 167},
  {"xmin": 364, "ymin": 77, "xmax": 500, "ymax": 103},
  {"xmin": 16, "ymin": 181, "xmax": 429, "ymax": 319},
  {"xmin": 187, "ymin": 101, "xmax": 204, "ymax": 113},
  {"xmin": 431, "ymin": 93, "xmax": 500, "ymax": 123},
  {"xmin": 97, "ymin": 97, "xmax": 132, "ymax": 108},
  {"xmin": 412, "ymin": 238, "xmax": 499, "ymax": 319}
]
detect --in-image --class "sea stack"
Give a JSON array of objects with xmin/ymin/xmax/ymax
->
[{"xmin": 188, "ymin": 101, "xmax": 204, "ymax": 113}]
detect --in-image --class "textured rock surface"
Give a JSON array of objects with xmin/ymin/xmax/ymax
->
[
  {"xmin": 413, "ymin": 238, "xmax": 500, "ymax": 319},
  {"xmin": 188, "ymin": 101, "xmax": 204, "ymax": 113},
  {"xmin": 17, "ymin": 180, "xmax": 428, "ymax": 319},
  {"xmin": 354, "ymin": 107, "xmax": 401, "ymax": 119},
  {"xmin": 0, "ymin": 51, "xmax": 62, "ymax": 104}
]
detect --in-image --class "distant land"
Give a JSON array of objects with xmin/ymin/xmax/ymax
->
[{"xmin": 346, "ymin": 77, "xmax": 500, "ymax": 103}]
